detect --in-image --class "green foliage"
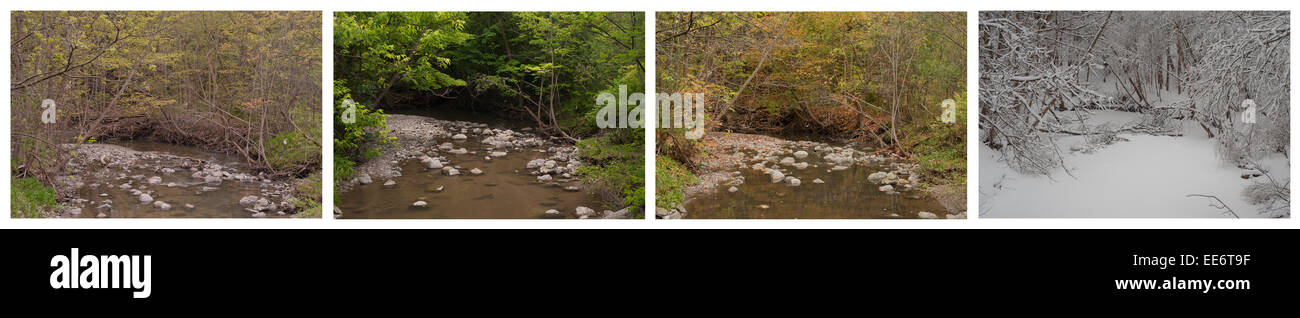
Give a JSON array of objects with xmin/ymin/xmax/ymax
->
[
  {"xmin": 335, "ymin": 12, "xmax": 473, "ymax": 105},
  {"xmin": 12, "ymin": 177, "xmax": 60, "ymax": 218},
  {"xmin": 655, "ymin": 156, "xmax": 697, "ymax": 209},
  {"xmin": 266, "ymin": 105, "xmax": 322, "ymax": 172},
  {"xmin": 334, "ymin": 154, "xmax": 356, "ymax": 182},
  {"xmin": 291, "ymin": 173, "xmax": 322, "ymax": 218},
  {"xmin": 576, "ymin": 130, "xmax": 645, "ymax": 213},
  {"xmin": 332, "ymin": 80, "xmax": 393, "ymax": 179},
  {"xmin": 913, "ymin": 90, "xmax": 967, "ymax": 186}
]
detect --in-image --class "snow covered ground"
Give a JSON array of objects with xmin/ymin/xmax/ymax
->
[{"xmin": 981, "ymin": 111, "xmax": 1289, "ymax": 218}]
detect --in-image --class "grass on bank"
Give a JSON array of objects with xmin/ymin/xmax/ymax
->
[{"xmin": 12, "ymin": 177, "xmax": 60, "ymax": 218}]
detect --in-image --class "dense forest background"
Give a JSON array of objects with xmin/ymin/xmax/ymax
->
[
  {"xmin": 333, "ymin": 12, "xmax": 646, "ymax": 212},
  {"xmin": 980, "ymin": 11, "xmax": 1289, "ymax": 174},
  {"xmin": 11, "ymin": 11, "xmax": 323, "ymax": 216},
  {"xmin": 655, "ymin": 12, "xmax": 967, "ymax": 208}
]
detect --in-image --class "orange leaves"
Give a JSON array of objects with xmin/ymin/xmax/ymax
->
[{"xmin": 239, "ymin": 98, "xmax": 268, "ymax": 111}]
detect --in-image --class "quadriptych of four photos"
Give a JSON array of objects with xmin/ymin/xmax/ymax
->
[{"xmin": 8, "ymin": 10, "xmax": 1290, "ymax": 220}]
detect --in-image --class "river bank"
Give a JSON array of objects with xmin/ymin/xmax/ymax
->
[
  {"xmin": 658, "ymin": 132, "xmax": 966, "ymax": 219},
  {"xmin": 335, "ymin": 114, "xmax": 632, "ymax": 219},
  {"xmin": 46, "ymin": 142, "xmax": 306, "ymax": 218}
]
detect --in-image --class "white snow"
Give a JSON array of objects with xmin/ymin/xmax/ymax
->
[{"xmin": 981, "ymin": 111, "xmax": 1288, "ymax": 218}]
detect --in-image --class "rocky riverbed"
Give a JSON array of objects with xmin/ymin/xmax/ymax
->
[
  {"xmin": 336, "ymin": 114, "xmax": 631, "ymax": 219},
  {"xmin": 658, "ymin": 132, "xmax": 965, "ymax": 219},
  {"xmin": 49, "ymin": 143, "xmax": 303, "ymax": 218}
]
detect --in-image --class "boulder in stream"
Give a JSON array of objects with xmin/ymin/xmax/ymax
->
[
  {"xmin": 527, "ymin": 159, "xmax": 547, "ymax": 169},
  {"xmin": 239, "ymin": 195, "xmax": 261, "ymax": 207},
  {"xmin": 868, "ymin": 171, "xmax": 889, "ymax": 183},
  {"xmin": 576, "ymin": 206, "xmax": 595, "ymax": 217},
  {"xmin": 794, "ymin": 150, "xmax": 809, "ymax": 159},
  {"xmin": 422, "ymin": 157, "xmax": 444, "ymax": 169},
  {"xmin": 147, "ymin": 176, "xmax": 162, "ymax": 185},
  {"xmin": 469, "ymin": 168, "xmax": 483, "ymax": 176},
  {"xmin": 767, "ymin": 169, "xmax": 785, "ymax": 183},
  {"xmin": 138, "ymin": 193, "xmax": 154, "ymax": 203},
  {"xmin": 204, "ymin": 175, "xmax": 223, "ymax": 185},
  {"xmin": 412, "ymin": 201, "xmax": 428, "ymax": 208}
]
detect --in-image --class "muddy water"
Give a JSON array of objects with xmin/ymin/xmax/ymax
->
[
  {"xmin": 337, "ymin": 109, "xmax": 604, "ymax": 219},
  {"xmin": 69, "ymin": 140, "xmax": 290, "ymax": 218},
  {"xmin": 114, "ymin": 139, "xmax": 250, "ymax": 169},
  {"xmin": 685, "ymin": 150, "xmax": 947, "ymax": 219}
]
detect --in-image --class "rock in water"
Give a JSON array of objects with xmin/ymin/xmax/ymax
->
[
  {"xmin": 768, "ymin": 169, "xmax": 785, "ymax": 183},
  {"xmin": 780, "ymin": 157, "xmax": 796, "ymax": 165},
  {"xmin": 356, "ymin": 174, "xmax": 373, "ymax": 184},
  {"xmin": 537, "ymin": 175, "xmax": 553, "ymax": 183},
  {"xmin": 812, "ymin": 178, "xmax": 825, "ymax": 184},
  {"xmin": 443, "ymin": 167, "xmax": 460, "ymax": 176},
  {"xmin": 138, "ymin": 193, "xmax": 154, "ymax": 203},
  {"xmin": 576, "ymin": 206, "xmax": 595, "ymax": 217},
  {"xmin": 490, "ymin": 151, "xmax": 507, "ymax": 157},
  {"xmin": 792, "ymin": 162, "xmax": 809, "ymax": 170},
  {"xmin": 239, "ymin": 195, "xmax": 260, "ymax": 207},
  {"xmin": 153, "ymin": 201, "xmax": 171, "ymax": 210},
  {"xmin": 868, "ymin": 171, "xmax": 889, "ymax": 183},
  {"xmin": 728, "ymin": 186, "xmax": 739, "ymax": 193},
  {"xmin": 794, "ymin": 150, "xmax": 809, "ymax": 159},
  {"xmin": 831, "ymin": 165, "xmax": 850, "ymax": 171},
  {"xmin": 204, "ymin": 175, "xmax": 223, "ymax": 185},
  {"xmin": 878, "ymin": 185, "xmax": 894, "ymax": 192},
  {"xmin": 383, "ymin": 180, "xmax": 397, "ymax": 186},
  {"xmin": 787, "ymin": 178, "xmax": 801, "ymax": 186},
  {"xmin": 917, "ymin": 211, "xmax": 938, "ymax": 219},
  {"xmin": 469, "ymin": 168, "xmax": 483, "ymax": 176},
  {"xmin": 424, "ymin": 158, "xmax": 443, "ymax": 169},
  {"xmin": 412, "ymin": 201, "xmax": 428, "ymax": 208},
  {"xmin": 544, "ymin": 209, "xmax": 560, "ymax": 215},
  {"xmin": 452, "ymin": 134, "xmax": 467, "ymax": 140},
  {"xmin": 147, "ymin": 176, "xmax": 162, "ymax": 185}
]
